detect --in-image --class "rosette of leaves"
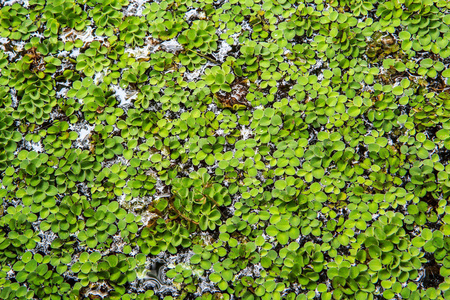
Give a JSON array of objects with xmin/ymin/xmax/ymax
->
[
  {"xmin": 376, "ymin": 0, "xmax": 446, "ymax": 53},
  {"xmin": 94, "ymin": 162, "xmax": 137, "ymax": 198},
  {"xmin": 0, "ymin": 108, "xmax": 21, "ymax": 171},
  {"xmin": 436, "ymin": 126, "xmax": 450, "ymax": 153},
  {"xmin": 23, "ymin": 36, "xmax": 65, "ymax": 57},
  {"xmin": 167, "ymin": 110, "xmax": 205, "ymax": 143},
  {"xmin": 7, "ymin": 158, "xmax": 60, "ymax": 219},
  {"xmin": 53, "ymin": 148, "xmax": 99, "ymax": 190},
  {"xmin": 253, "ymin": 1, "xmax": 294, "ymax": 41},
  {"xmin": 264, "ymin": 208, "xmax": 304, "ymax": 244},
  {"xmin": 0, "ymin": 84, "xmax": 11, "ymax": 109},
  {"xmin": 89, "ymin": 0, "xmax": 123, "ymax": 36},
  {"xmin": 178, "ymin": 50, "xmax": 206, "ymax": 72},
  {"xmin": 402, "ymin": 197, "xmax": 430, "ymax": 230},
  {"xmin": 236, "ymin": 41, "xmax": 284, "ymax": 87},
  {"xmin": 10, "ymin": 150, "xmax": 55, "ymax": 199},
  {"xmin": 4, "ymin": 50, "xmax": 33, "ymax": 83},
  {"xmin": 0, "ymin": 205, "xmax": 40, "ymax": 262},
  {"xmin": 42, "ymin": 0, "xmax": 90, "ymax": 32},
  {"xmin": 0, "ymin": 281, "xmax": 32, "ymax": 300},
  {"xmin": 42, "ymin": 120, "xmax": 77, "ymax": 157},
  {"xmin": 234, "ymin": 275, "xmax": 266, "ymax": 298},
  {"xmin": 167, "ymin": 262, "xmax": 203, "ymax": 293},
  {"xmin": 399, "ymin": 0, "xmax": 447, "ymax": 53},
  {"xmin": 256, "ymin": 41, "xmax": 285, "ymax": 87},
  {"xmin": 151, "ymin": 169, "xmax": 230, "ymax": 234},
  {"xmin": 284, "ymin": 42, "xmax": 316, "ymax": 75},
  {"xmin": 268, "ymin": 242, "xmax": 322, "ymax": 289},
  {"xmin": 184, "ymin": 134, "xmax": 223, "ymax": 168},
  {"xmin": 203, "ymin": 65, "xmax": 235, "ymax": 93},
  {"xmin": 119, "ymin": 16, "xmax": 148, "ymax": 46},
  {"xmin": 189, "ymin": 241, "xmax": 228, "ymax": 276},
  {"xmin": 148, "ymin": 51, "xmax": 175, "ymax": 74},
  {"xmin": 375, "ymin": 0, "xmax": 410, "ymax": 32},
  {"xmin": 326, "ymin": 259, "xmax": 374, "ymax": 299},
  {"xmin": 194, "ymin": 237, "xmax": 242, "ymax": 292},
  {"xmin": 178, "ymin": 20, "xmax": 218, "ymax": 71},
  {"xmin": 405, "ymin": 160, "xmax": 437, "ymax": 196},
  {"xmin": 259, "ymin": 138, "xmax": 301, "ymax": 178},
  {"xmin": 76, "ymin": 203, "xmax": 123, "ymax": 249},
  {"xmin": 0, "ymin": 3, "xmax": 38, "ymax": 40},
  {"xmin": 178, "ymin": 20, "xmax": 218, "ymax": 54},
  {"xmin": 92, "ymin": 135, "xmax": 125, "ymax": 164},
  {"xmin": 157, "ymin": 85, "xmax": 190, "ymax": 113},
  {"xmin": 139, "ymin": 218, "xmax": 191, "ymax": 255},
  {"xmin": 39, "ymin": 194, "xmax": 84, "ymax": 240},
  {"xmin": 19, "ymin": 182, "xmax": 59, "ymax": 222},
  {"xmin": 67, "ymin": 79, "xmax": 119, "ymax": 124},
  {"xmin": 136, "ymin": 53, "xmax": 177, "ymax": 108},
  {"xmin": 333, "ymin": 0, "xmax": 375, "ymax": 17},
  {"xmin": 365, "ymin": 102, "xmax": 400, "ymax": 133},
  {"xmin": 13, "ymin": 252, "xmax": 69, "ymax": 299},
  {"xmin": 72, "ymin": 253, "xmax": 139, "ymax": 293},
  {"xmin": 120, "ymin": 60, "xmax": 150, "ymax": 89},
  {"xmin": 363, "ymin": 212, "xmax": 424, "ymax": 283},
  {"xmin": 76, "ymin": 41, "xmax": 110, "ymax": 77},
  {"xmin": 145, "ymin": 0, "xmax": 188, "ymax": 40},
  {"xmin": 11, "ymin": 68, "xmax": 56, "ymax": 125},
  {"xmin": 0, "ymin": 50, "xmax": 9, "ymax": 79},
  {"xmin": 416, "ymin": 58, "xmax": 445, "ymax": 79},
  {"xmin": 406, "ymin": 91, "xmax": 450, "ymax": 129},
  {"xmin": 251, "ymin": 108, "xmax": 285, "ymax": 144},
  {"xmin": 73, "ymin": 251, "xmax": 145, "ymax": 293},
  {"xmin": 227, "ymin": 241, "xmax": 260, "ymax": 275},
  {"xmin": 124, "ymin": 165, "xmax": 157, "ymax": 200},
  {"xmin": 118, "ymin": 108, "xmax": 157, "ymax": 139},
  {"xmin": 57, "ymin": 97, "xmax": 82, "ymax": 123},
  {"xmin": 274, "ymin": 2, "xmax": 322, "ymax": 39},
  {"xmin": 317, "ymin": 14, "xmax": 367, "ymax": 58}
]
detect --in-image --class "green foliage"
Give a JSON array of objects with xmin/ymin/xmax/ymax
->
[
  {"xmin": 145, "ymin": 0, "xmax": 188, "ymax": 40},
  {"xmin": 76, "ymin": 41, "xmax": 111, "ymax": 77},
  {"xmin": 3, "ymin": 0, "xmax": 450, "ymax": 299},
  {"xmin": 0, "ymin": 3, "xmax": 38, "ymax": 40},
  {"xmin": 180, "ymin": 20, "xmax": 217, "ymax": 52},
  {"xmin": 90, "ymin": 0, "xmax": 124, "ymax": 36},
  {"xmin": 203, "ymin": 65, "xmax": 235, "ymax": 93},
  {"xmin": 119, "ymin": 16, "xmax": 148, "ymax": 46},
  {"xmin": 42, "ymin": 0, "xmax": 90, "ymax": 33}
]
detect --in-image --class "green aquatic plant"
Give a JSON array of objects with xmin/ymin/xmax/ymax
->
[
  {"xmin": 178, "ymin": 20, "xmax": 218, "ymax": 54},
  {"xmin": 2, "ymin": 0, "xmax": 450, "ymax": 298},
  {"xmin": 0, "ymin": 3, "xmax": 38, "ymax": 40},
  {"xmin": 145, "ymin": 0, "xmax": 188, "ymax": 40},
  {"xmin": 203, "ymin": 65, "xmax": 235, "ymax": 93},
  {"xmin": 42, "ymin": 0, "xmax": 90, "ymax": 32},
  {"xmin": 119, "ymin": 16, "xmax": 148, "ymax": 46},
  {"xmin": 90, "ymin": 0, "xmax": 123, "ymax": 36},
  {"xmin": 76, "ymin": 41, "xmax": 110, "ymax": 77}
]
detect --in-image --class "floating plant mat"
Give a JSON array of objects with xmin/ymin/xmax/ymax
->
[{"xmin": 4, "ymin": 0, "xmax": 450, "ymax": 299}]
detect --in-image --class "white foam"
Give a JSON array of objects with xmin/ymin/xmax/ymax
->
[
  {"xmin": 214, "ymin": 40, "xmax": 232, "ymax": 62},
  {"xmin": 3, "ymin": 0, "xmax": 29, "ymax": 7},
  {"xmin": 124, "ymin": 0, "xmax": 147, "ymax": 16},
  {"xmin": 185, "ymin": 9, "xmax": 200, "ymax": 20},
  {"xmin": 240, "ymin": 126, "xmax": 253, "ymax": 140},
  {"xmin": 111, "ymin": 84, "xmax": 139, "ymax": 108},
  {"xmin": 160, "ymin": 39, "xmax": 183, "ymax": 53}
]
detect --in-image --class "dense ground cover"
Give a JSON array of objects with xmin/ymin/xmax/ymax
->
[{"xmin": 2, "ymin": 0, "xmax": 450, "ymax": 299}]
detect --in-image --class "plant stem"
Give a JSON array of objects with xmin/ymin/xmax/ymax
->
[
  {"xmin": 187, "ymin": 48, "xmax": 219, "ymax": 64},
  {"xmin": 168, "ymin": 196, "xmax": 199, "ymax": 225}
]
